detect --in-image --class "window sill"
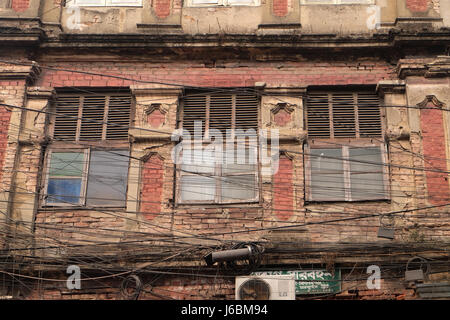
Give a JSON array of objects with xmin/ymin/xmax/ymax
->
[
  {"xmin": 39, "ymin": 206, "xmax": 127, "ymax": 211},
  {"xmin": 305, "ymin": 198, "xmax": 391, "ymax": 205},
  {"xmin": 175, "ymin": 201, "xmax": 261, "ymax": 208},
  {"xmin": 185, "ymin": 4, "xmax": 260, "ymax": 8}
]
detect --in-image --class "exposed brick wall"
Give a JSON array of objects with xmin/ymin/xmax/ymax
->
[
  {"xmin": 406, "ymin": 0, "xmax": 431, "ymax": 12},
  {"xmin": 20, "ymin": 271, "xmax": 419, "ymax": 300},
  {"xmin": 140, "ymin": 155, "xmax": 164, "ymax": 221},
  {"xmin": 153, "ymin": 0, "xmax": 171, "ymax": 19},
  {"xmin": 420, "ymin": 102, "xmax": 450, "ymax": 205},
  {"xmin": 0, "ymin": 106, "xmax": 11, "ymax": 185},
  {"xmin": 273, "ymin": 0, "xmax": 288, "ymax": 17},
  {"xmin": 11, "ymin": 0, "xmax": 29, "ymax": 12},
  {"xmin": 273, "ymin": 156, "xmax": 294, "ymax": 221},
  {"xmin": 0, "ymin": 79, "xmax": 26, "ymax": 190},
  {"xmin": 37, "ymin": 60, "xmax": 393, "ymax": 88},
  {"xmin": 23, "ymin": 274, "xmax": 235, "ymax": 300}
]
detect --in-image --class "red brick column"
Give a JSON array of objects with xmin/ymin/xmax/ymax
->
[
  {"xmin": 273, "ymin": 0, "xmax": 288, "ymax": 17},
  {"xmin": 273, "ymin": 156, "xmax": 294, "ymax": 221},
  {"xmin": 140, "ymin": 155, "xmax": 164, "ymax": 220},
  {"xmin": 11, "ymin": 0, "xmax": 30, "ymax": 12},
  {"xmin": 153, "ymin": 0, "xmax": 171, "ymax": 19},
  {"xmin": 406, "ymin": 0, "xmax": 431, "ymax": 12},
  {"xmin": 420, "ymin": 102, "xmax": 450, "ymax": 205}
]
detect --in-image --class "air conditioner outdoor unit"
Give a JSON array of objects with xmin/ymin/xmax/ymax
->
[{"xmin": 235, "ymin": 275, "xmax": 296, "ymax": 300}]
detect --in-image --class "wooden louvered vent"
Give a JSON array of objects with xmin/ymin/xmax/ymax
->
[
  {"xmin": 306, "ymin": 92, "xmax": 382, "ymax": 139},
  {"xmin": 183, "ymin": 91, "xmax": 259, "ymax": 136},
  {"xmin": 54, "ymin": 94, "xmax": 131, "ymax": 141}
]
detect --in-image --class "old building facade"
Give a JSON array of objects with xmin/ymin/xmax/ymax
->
[{"xmin": 0, "ymin": 0, "xmax": 450, "ymax": 300}]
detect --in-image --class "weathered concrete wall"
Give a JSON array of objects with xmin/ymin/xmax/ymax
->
[
  {"xmin": 441, "ymin": 0, "xmax": 450, "ymax": 27},
  {"xmin": 2, "ymin": 0, "xmax": 445, "ymax": 35}
]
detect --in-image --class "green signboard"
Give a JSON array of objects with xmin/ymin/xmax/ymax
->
[{"xmin": 251, "ymin": 269, "xmax": 341, "ymax": 295}]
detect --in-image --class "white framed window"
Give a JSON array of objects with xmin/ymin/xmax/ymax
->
[
  {"xmin": 176, "ymin": 147, "xmax": 259, "ymax": 204},
  {"xmin": 305, "ymin": 143, "xmax": 389, "ymax": 202},
  {"xmin": 43, "ymin": 148, "xmax": 130, "ymax": 207},
  {"xmin": 186, "ymin": 0, "xmax": 260, "ymax": 7},
  {"xmin": 300, "ymin": 0, "xmax": 374, "ymax": 4},
  {"xmin": 68, "ymin": 0, "xmax": 142, "ymax": 7}
]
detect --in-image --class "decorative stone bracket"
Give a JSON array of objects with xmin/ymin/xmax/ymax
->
[
  {"xmin": 417, "ymin": 95, "xmax": 446, "ymax": 109},
  {"xmin": 270, "ymin": 102, "xmax": 295, "ymax": 127}
]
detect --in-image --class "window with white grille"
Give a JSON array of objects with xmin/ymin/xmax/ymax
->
[
  {"xmin": 186, "ymin": 0, "xmax": 260, "ymax": 7},
  {"xmin": 305, "ymin": 90, "xmax": 388, "ymax": 202},
  {"xmin": 68, "ymin": 0, "xmax": 142, "ymax": 7},
  {"xmin": 301, "ymin": 0, "xmax": 374, "ymax": 4}
]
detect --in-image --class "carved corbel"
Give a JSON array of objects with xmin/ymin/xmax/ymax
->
[{"xmin": 417, "ymin": 95, "xmax": 445, "ymax": 109}]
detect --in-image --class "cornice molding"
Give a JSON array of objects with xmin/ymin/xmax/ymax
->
[
  {"xmin": 398, "ymin": 56, "xmax": 450, "ymax": 79},
  {"xmin": 0, "ymin": 64, "xmax": 41, "ymax": 85},
  {"xmin": 376, "ymin": 80, "xmax": 406, "ymax": 96}
]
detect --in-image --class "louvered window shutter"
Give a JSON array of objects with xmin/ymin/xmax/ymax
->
[
  {"xmin": 54, "ymin": 94, "xmax": 131, "ymax": 141},
  {"xmin": 183, "ymin": 91, "xmax": 258, "ymax": 136},
  {"xmin": 80, "ymin": 95, "xmax": 106, "ymax": 141},
  {"xmin": 107, "ymin": 95, "xmax": 132, "ymax": 140},
  {"xmin": 183, "ymin": 94, "xmax": 207, "ymax": 137},
  {"xmin": 235, "ymin": 93, "xmax": 259, "ymax": 132},
  {"xmin": 54, "ymin": 96, "xmax": 80, "ymax": 141},
  {"xmin": 357, "ymin": 93, "xmax": 382, "ymax": 137},
  {"xmin": 306, "ymin": 92, "xmax": 382, "ymax": 139},
  {"xmin": 209, "ymin": 94, "xmax": 233, "ymax": 134}
]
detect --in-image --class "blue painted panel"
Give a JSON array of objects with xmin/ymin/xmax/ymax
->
[{"xmin": 47, "ymin": 178, "xmax": 82, "ymax": 204}]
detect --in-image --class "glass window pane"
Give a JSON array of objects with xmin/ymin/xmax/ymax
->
[
  {"xmin": 221, "ymin": 175, "xmax": 256, "ymax": 202},
  {"xmin": 227, "ymin": 0, "xmax": 254, "ymax": 3},
  {"xmin": 86, "ymin": 150, "xmax": 129, "ymax": 206},
  {"xmin": 49, "ymin": 152, "xmax": 84, "ymax": 177},
  {"xmin": 47, "ymin": 178, "xmax": 82, "ymax": 204},
  {"xmin": 191, "ymin": 0, "xmax": 219, "ymax": 4},
  {"xmin": 181, "ymin": 151, "xmax": 215, "ymax": 174},
  {"xmin": 310, "ymin": 148, "xmax": 345, "ymax": 201},
  {"xmin": 349, "ymin": 147, "xmax": 385, "ymax": 200},
  {"xmin": 223, "ymin": 147, "xmax": 257, "ymax": 174},
  {"xmin": 180, "ymin": 175, "xmax": 216, "ymax": 201}
]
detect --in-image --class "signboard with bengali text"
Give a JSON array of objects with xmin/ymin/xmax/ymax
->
[{"xmin": 251, "ymin": 269, "xmax": 341, "ymax": 295}]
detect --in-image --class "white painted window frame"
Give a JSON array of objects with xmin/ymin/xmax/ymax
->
[
  {"xmin": 300, "ymin": 0, "xmax": 374, "ymax": 5},
  {"xmin": 304, "ymin": 142, "xmax": 390, "ymax": 202},
  {"xmin": 186, "ymin": 0, "xmax": 261, "ymax": 8},
  {"xmin": 68, "ymin": 0, "xmax": 143, "ymax": 7}
]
